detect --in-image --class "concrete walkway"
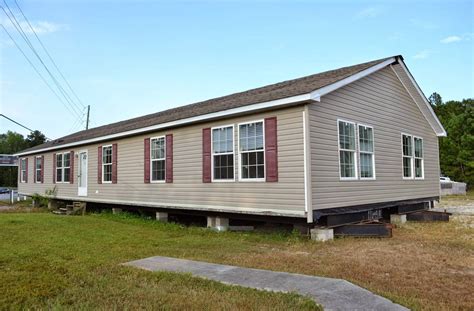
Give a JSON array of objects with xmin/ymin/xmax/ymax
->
[{"xmin": 124, "ymin": 256, "xmax": 408, "ymax": 311}]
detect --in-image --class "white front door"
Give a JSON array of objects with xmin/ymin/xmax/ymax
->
[{"xmin": 78, "ymin": 151, "xmax": 88, "ymax": 196}]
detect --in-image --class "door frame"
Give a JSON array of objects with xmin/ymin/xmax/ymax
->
[{"xmin": 78, "ymin": 150, "xmax": 88, "ymax": 196}]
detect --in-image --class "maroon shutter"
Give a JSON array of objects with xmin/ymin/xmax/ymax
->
[
  {"xmin": 166, "ymin": 134, "xmax": 173, "ymax": 183},
  {"xmin": 98, "ymin": 146, "xmax": 102, "ymax": 184},
  {"xmin": 41, "ymin": 155, "xmax": 44, "ymax": 183},
  {"xmin": 202, "ymin": 128, "xmax": 211, "ymax": 183},
  {"xmin": 112, "ymin": 143, "xmax": 118, "ymax": 184},
  {"xmin": 70, "ymin": 151, "xmax": 74, "ymax": 184},
  {"xmin": 265, "ymin": 117, "xmax": 278, "ymax": 182},
  {"xmin": 25, "ymin": 158, "xmax": 28, "ymax": 183},
  {"xmin": 144, "ymin": 138, "xmax": 150, "ymax": 183},
  {"xmin": 33, "ymin": 157, "xmax": 37, "ymax": 183},
  {"xmin": 53, "ymin": 153, "xmax": 56, "ymax": 183}
]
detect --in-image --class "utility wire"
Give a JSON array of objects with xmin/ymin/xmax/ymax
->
[
  {"xmin": 1, "ymin": 1, "xmax": 83, "ymax": 118},
  {"xmin": 0, "ymin": 24, "xmax": 81, "ymax": 120},
  {"xmin": 0, "ymin": 114, "xmax": 51, "ymax": 140},
  {"xmin": 13, "ymin": 0, "xmax": 86, "ymax": 110}
]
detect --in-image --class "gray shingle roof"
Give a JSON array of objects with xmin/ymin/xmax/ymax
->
[{"xmin": 21, "ymin": 56, "xmax": 397, "ymax": 154}]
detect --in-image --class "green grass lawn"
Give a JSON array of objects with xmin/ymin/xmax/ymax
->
[
  {"xmin": 1, "ymin": 206, "xmax": 472, "ymax": 310},
  {"xmin": 0, "ymin": 212, "xmax": 319, "ymax": 310}
]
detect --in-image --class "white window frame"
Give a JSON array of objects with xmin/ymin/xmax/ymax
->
[
  {"xmin": 150, "ymin": 136, "xmax": 166, "ymax": 183},
  {"xmin": 56, "ymin": 152, "xmax": 71, "ymax": 184},
  {"xmin": 337, "ymin": 119, "xmax": 358, "ymax": 181},
  {"xmin": 238, "ymin": 119, "xmax": 266, "ymax": 182},
  {"xmin": 20, "ymin": 158, "xmax": 27, "ymax": 183},
  {"xmin": 414, "ymin": 136, "xmax": 424, "ymax": 180},
  {"xmin": 401, "ymin": 133, "xmax": 414, "ymax": 180},
  {"xmin": 211, "ymin": 124, "xmax": 235, "ymax": 182},
  {"xmin": 101, "ymin": 145, "xmax": 113, "ymax": 184},
  {"xmin": 35, "ymin": 156, "xmax": 42, "ymax": 183},
  {"xmin": 358, "ymin": 124, "xmax": 376, "ymax": 180}
]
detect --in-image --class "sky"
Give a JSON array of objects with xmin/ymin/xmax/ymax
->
[{"xmin": 0, "ymin": 0, "xmax": 473, "ymax": 140}]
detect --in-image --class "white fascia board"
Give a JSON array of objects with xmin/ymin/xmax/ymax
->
[
  {"xmin": 310, "ymin": 57, "xmax": 397, "ymax": 101},
  {"xmin": 15, "ymin": 93, "xmax": 313, "ymax": 156},
  {"xmin": 396, "ymin": 60, "xmax": 447, "ymax": 137}
]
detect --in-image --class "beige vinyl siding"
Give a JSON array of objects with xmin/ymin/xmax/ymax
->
[
  {"xmin": 309, "ymin": 66, "xmax": 440, "ymax": 210},
  {"xmin": 18, "ymin": 106, "xmax": 306, "ymax": 216}
]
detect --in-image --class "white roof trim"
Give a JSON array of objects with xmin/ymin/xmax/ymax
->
[
  {"xmin": 15, "ymin": 93, "xmax": 313, "ymax": 156},
  {"xmin": 395, "ymin": 60, "xmax": 447, "ymax": 137},
  {"xmin": 310, "ymin": 57, "xmax": 397, "ymax": 101}
]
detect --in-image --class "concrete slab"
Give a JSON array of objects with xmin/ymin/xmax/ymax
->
[{"xmin": 124, "ymin": 256, "xmax": 407, "ymax": 311}]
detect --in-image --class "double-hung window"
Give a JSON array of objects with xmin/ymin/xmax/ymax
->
[
  {"xmin": 414, "ymin": 137, "xmax": 424, "ymax": 179},
  {"xmin": 102, "ymin": 145, "xmax": 113, "ymax": 183},
  {"xmin": 402, "ymin": 134, "xmax": 413, "ymax": 179},
  {"xmin": 35, "ymin": 156, "xmax": 42, "ymax": 183},
  {"xmin": 20, "ymin": 158, "xmax": 27, "ymax": 183},
  {"xmin": 338, "ymin": 120, "xmax": 357, "ymax": 179},
  {"xmin": 56, "ymin": 152, "xmax": 71, "ymax": 183},
  {"xmin": 239, "ymin": 121, "xmax": 265, "ymax": 180},
  {"xmin": 150, "ymin": 137, "xmax": 165, "ymax": 182},
  {"xmin": 212, "ymin": 126, "xmax": 234, "ymax": 181},
  {"xmin": 358, "ymin": 125, "xmax": 375, "ymax": 179}
]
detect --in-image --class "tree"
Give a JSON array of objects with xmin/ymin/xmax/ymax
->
[
  {"xmin": 430, "ymin": 93, "xmax": 474, "ymax": 188},
  {"xmin": 0, "ymin": 131, "xmax": 28, "ymax": 154},
  {"xmin": 26, "ymin": 130, "xmax": 46, "ymax": 148},
  {"xmin": 428, "ymin": 92, "xmax": 443, "ymax": 107}
]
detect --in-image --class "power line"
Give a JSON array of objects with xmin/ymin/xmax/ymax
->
[
  {"xmin": 13, "ymin": 0, "xmax": 86, "ymax": 110},
  {"xmin": 0, "ymin": 24, "xmax": 83, "ymax": 121},
  {"xmin": 0, "ymin": 114, "xmax": 51, "ymax": 140},
  {"xmin": 1, "ymin": 1, "xmax": 84, "ymax": 118}
]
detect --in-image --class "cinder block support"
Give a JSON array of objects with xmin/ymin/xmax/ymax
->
[
  {"xmin": 48, "ymin": 199, "xmax": 59, "ymax": 210},
  {"xmin": 156, "ymin": 212, "xmax": 168, "ymax": 222},
  {"xmin": 112, "ymin": 208, "xmax": 122, "ymax": 215},
  {"xmin": 310, "ymin": 228, "xmax": 334, "ymax": 242},
  {"xmin": 207, "ymin": 216, "xmax": 229, "ymax": 232},
  {"xmin": 390, "ymin": 214, "xmax": 407, "ymax": 225}
]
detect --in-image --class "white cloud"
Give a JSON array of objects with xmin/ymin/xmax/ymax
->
[
  {"xmin": 355, "ymin": 7, "xmax": 381, "ymax": 19},
  {"xmin": 413, "ymin": 50, "xmax": 430, "ymax": 60},
  {"xmin": 440, "ymin": 33, "xmax": 473, "ymax": 44},
  {"xmin": 440, "ymin": 36, "xmax": 462, "ymax": 44},
  {"xmin": 0, "ymin": 17, "xmax": 66, "ymax": 35},
  {"xmin": 26, "ymin": 21, "xmax": 65, "ymax": 34}
]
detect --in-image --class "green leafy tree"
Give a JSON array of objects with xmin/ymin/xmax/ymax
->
[
  {"xmin": 26, "ymin": 130, "xmax": 46, "ymax": 148},
  {"xmin": 429, "ymin": 92, "xmax": 443, "ymax": 106},
  {"xmin": 431, "ymin": 94, "xmax": 474, "ymax": 187}
]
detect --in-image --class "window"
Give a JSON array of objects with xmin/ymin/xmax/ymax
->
[
  {"xmin": 150, "ymin": 137, "xmax": 165, "ymax": 182},
  {"xmin": 338, "ymin": 120, "xmax": 357, "ymax": 179},
  {"xmin": 414, "ymin": 137, "xmax": 424, "ymax": 179},
  {"xmin": 358, "ymin": 125, "xmax": 375, "ymax": 179},
  {"xmin": 20, "ymin": 158, "xmax": 27, "ymax": 183},
  {"xmin": 56, "ymin": 152, "xmax": 71, "ymax": 183},
  {"xmin": 35, "ymin": 156, "xmax": 42, "ymax": 183},
  {"xmin": 102, "ymin": 145, "xmax": 113, "ymax": 183},
  {"xmin": 402, "ymin": 134, "xmax": 413, "ymax": 179},
  {"xmin": 212, "ymin": 126, "xmax": 234, "ymax": 181},
  {"xmin": 239, "ymin": 121, "xmax": 265, "ymax": 180}
]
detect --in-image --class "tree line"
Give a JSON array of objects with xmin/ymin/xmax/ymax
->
[
  {"xmin": 0, "ymin": 96, "xmax": 472, "ymax": 188},
  {"xmin": 429, "ymin": 93, "xmax": 473, "ymax": 188}
]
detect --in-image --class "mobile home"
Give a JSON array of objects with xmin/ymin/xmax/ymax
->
[{"xmin": 16, "ymin": 55, "xmax": 446, "ymax": 230}]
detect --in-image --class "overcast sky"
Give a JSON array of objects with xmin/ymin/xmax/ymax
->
[{"xmin": 1, "ymin": 0, "xmax": 473, "ymax": 139}]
